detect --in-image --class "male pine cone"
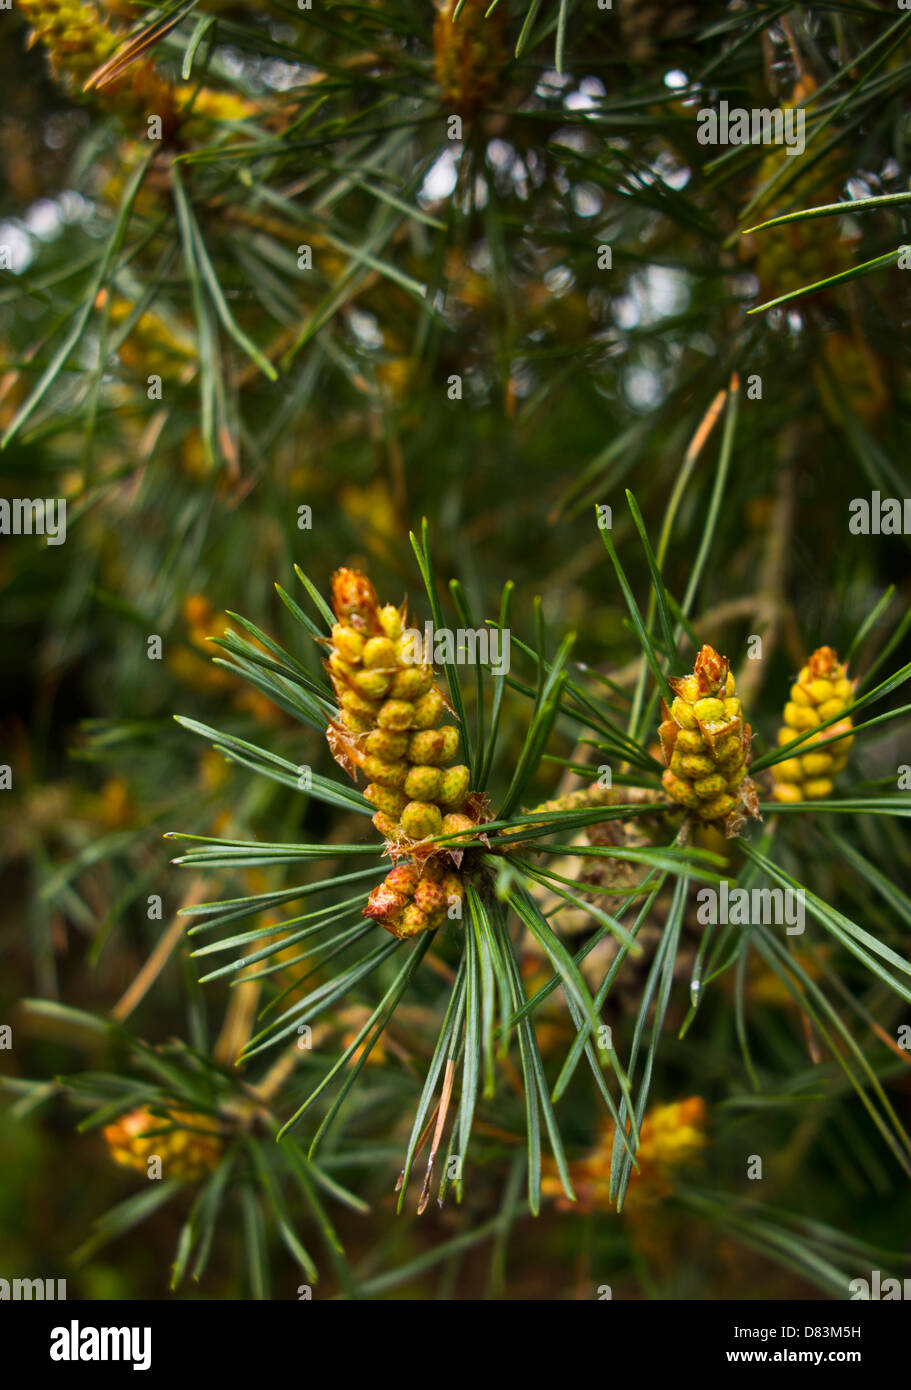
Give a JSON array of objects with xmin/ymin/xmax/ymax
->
[
  {"xmin": 103, "ymin": 1106, "xmax": 222, "ymax": 1180},
  {"xmin": 326, "ymin": 568, "xmax": 477, "ymax": 938},
  {"xmin": 326, "ymin": 568, "xmax": 474, "ymax": 843},
  {"xmin": 771, "ymin": 646, "xmax": 854, "ymax": 802},
  {"xmin": 659, "ymin": 645, "xmax": 759, "ymax": 833},
  {"xmin": 17, "ymin": 0, "xmax": 257, "ymax": 136},
  {"xmin": 363, "ymin": 858, "xmax": 465, "ymax": 940},
  {"xmin": 434, "ymin": 0, "xmax": 506, "ymax": 119}
]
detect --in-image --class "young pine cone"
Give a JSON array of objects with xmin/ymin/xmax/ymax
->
[
  {"xmin": 103, "ymin": 1106, "xmax": 222, "ymax": 1181},
  {"xmin": 17, "ymin": 0, "xmax": 178, "ymax": 127},
  {"xmin": 18, "ymin": 0, "xmax": 120, "ymax": 89},
  {"xmin": 659, "ymin": 645, "xmax": 759, "ymax": 833},
  {"xmin": 326, "ymin": 568, "xmax": 477, "ymax": 851},
  {"xmin": 542, "ymin": 1096, "xmax": 708, "ymax": 1212},
  {"xmin": 363, "ymin": 858, "xmax": 465, "ymax": 939},
  {"xmin": 434, "ymin": 0, "xmax": 506, "ymax": 119},
  {"xmin": 17, "ymin": 0, "xmax": 257, "ymax": 136},
  {"xmin": 771, "ymin": 647, "xmax": 854, "ymax": 802}
]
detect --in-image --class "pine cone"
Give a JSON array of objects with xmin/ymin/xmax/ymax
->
[
  {"xmin": 363, "ymin": 859, "xmax": 464, "ymax": 939},
  {"xmin": 771, "ymin": 646, "xmax": 854, "ymax": 802},
  {"xmin": 659, "ymin": 645, "xmax": 760, "ymax": 833},
  {"xmin": 542, "ymin": 1096, "xmax": 708, "ymax": 1212},
  {"xmin": 17, "ymin": 0, "xmax": 258, "ymax": 136},
  {"xmin": 325, "ymin": 567, "xmax": 484, "ymax": 935},
  {"xmin": 103, "ymin": 1105, "xmax": 222, "ymax": 1181},
  {"xmin": 17, "ymin": 0, "xmax": 178, "ymax": 127},
  {"xmin": 434, "ymin": 0, "xmax": 506, "ymax": 119},
  {"xmin": 18, "ymin": 0, "xmax": 120, "ymax": 89},
  {"xmin": 99, "ymin": 293, "xmax": 196, "ymax": 382},
  {"xmin": 326, "ymin": 568, "xmax": 478, "ymax": 854}
]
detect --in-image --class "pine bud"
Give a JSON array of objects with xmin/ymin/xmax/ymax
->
[
  {"xmin": 363, "ymin": 878, "xmax": 411, "ymax": 922},
  {"xmin": 362, "ymin": 636, "xmax": 397, "ymax": 669},
  {"xmin": 385, "ymin": 864, "xmax": 421, "ymax": 896},
  {"xmin": 772, "ymin": 647, "xmax": 855, "ymax": 802},
  {"xmin": 378, "ymin": 699, "xmax": 416, "ymax": 730},
  {"xmin": 338, "ymin": 688, "xmax": 381, "ymax": 723},
  {"xmin": 659, "ymin": 645, "xmax": 759, "ymax": 830},
  {"xmin": 328, "ymin": 652, "xmax": 357, "ymax": 684},
  {"xmin": 441, "ymin": 812, "xmax": 476, "ymax": 842},
  {"xmin": 361, "ymin": 756, "xmax": 408, "ymax": 790},
  {"xmin": 331, "ymin": 568, "xmax": 380, "ymax": 627},
  {"xmin": 324, "ymin": 569, "xmax": 484, "ymax": 878},
  {"xmin": 438, "ymin": 765, "xmax": 470, "ymax": 807},
  {"xmin": 408, "ymin": 727, "xmax": 460, "ymax": 764},
  {"xmin": 441, "ymin": 871, "xmax": 464, "ymax": 906},
  {"xmin": 343, "ymin": 710, "xmax": 375, "ymax": 735},
  {"xmin": 390, "ymin": 665, "xmax": 434, "ymax": 699},
  {"xmin": 351, "ymin": 668, "xmax": 391, "ymax": 700},
  {"xmin": 401, "ymin": 800, "xmax": 443, "ymax": 840},
  {"xmin": 542, "ymin": 1095, "xmax": 707, "ymax": 1213},
  {"xmin": 411, "ymin": 689, "xmax": 446, "ymax": 730},
  {"xmin": 16, "ymin": 0, "xmax": 178, "ymax": 129},
  {"xmin": 363, "ymin": 784, "xmax": 409, "ymax": 819},
  {"xmin": 331, "ymin": 623, "xmax": 365, "ymax": 663},
  {"xmin": 414, "ymin": 880, "xmax": 447, "ymax": 915},
  {"xmin": 372, "ymin": 812, "xmax": 400, "ymax": 839},
  {"xmin": 738, "ymin": 80, "xmax": 853, "ymax": 306},
  {"xmin": 403, "ymin": 765, "xmax": 443, "ymax": 801},
  {"xmin": 399, "ymin": 903, "xmax": 432, "ymax": 937},
  {"xmin": 364, "ymin": 729, "xmax": 409, "ymax": 760},
  {"xmin": 378, "ymin": 604, "xmax": 404, "ymax": 640},
  {"xmin": 325, "ymin": 570, "xmax": 477, "ymax": 835}
]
